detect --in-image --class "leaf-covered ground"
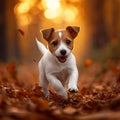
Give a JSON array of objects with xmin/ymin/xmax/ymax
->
[{"xmin": 0, "ymin": 60, "xmax": 120, "ymax": 120}]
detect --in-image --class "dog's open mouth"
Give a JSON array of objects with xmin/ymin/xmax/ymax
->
[{"xmin": 57, "ymin": 56, "xmax": 67, "ymax": 63}]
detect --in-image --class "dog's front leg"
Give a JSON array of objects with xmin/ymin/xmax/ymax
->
[
  {"xmin": 47, "ymin": 74, "xmax": 68, "ymax": 99},
  {"xmin": 39, "ymin": 63, "xmax": 49, "ymax": 98},
  {"xmin": 68, "ymin": 68, "xmax": 78, "ymax": 92}
]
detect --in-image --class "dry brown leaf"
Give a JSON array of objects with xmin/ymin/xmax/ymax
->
[
  {"xmin": 112, "ymin": 67, "xmax": 120, "ymax": 74},
  {"xmin": 6, "ymin": 62, "xmax": 17, "ymax": 78},
  {"xmin": 63, "ymin": 105, "xmax": 77, "ymax": 115},
  {"xmin": 80, "ymin": 87, "xmax": 88, "ymax": 95},
  {"xmin": 31, "ymin": 97, "xmax": 49, "ymax": 111},
  {"xmin": 18, "ymin": 29, "xmax": 24, "ymax": 36},
  {"xmin": 84, "ymin": 59, "xmax": 93, "ymax": 67}
]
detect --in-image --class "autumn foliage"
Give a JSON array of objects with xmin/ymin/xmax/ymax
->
[{"xmin": 0, "ymin": 59, "xmax": 120, "ymax": 119}]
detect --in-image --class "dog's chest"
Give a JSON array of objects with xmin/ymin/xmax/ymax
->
[
  {"xmin": 53, "ymin": 65, "xmax": 70, "ymax": 82},
  {"xmin": 44, "ymin": 51, "xmax": 73, "ymax": 81}
]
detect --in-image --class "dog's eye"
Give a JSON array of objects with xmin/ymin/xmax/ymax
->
[
  {"xmin": 52, "ymin": 41, "xmax": 58, "ymax": 46},
  {"xmin": 66, "ymin": 39, "xmax": 71, "ymax": 45}
]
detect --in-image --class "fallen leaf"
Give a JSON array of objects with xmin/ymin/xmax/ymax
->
[
  {"xmin": 31, "ymin": 97, "xmax": 49, "ymax": 112},
  {"xmin": 18, "ymin": 29, "xmax": 24, "ymax": 36},
  {"xmin": 6, "ymin": 62, "xmax": 17, "ymax": 78},
  {"xmin": 52, "ymin": 109, "xmax": 62, "ymax": 115},
  {"xmin": 80, "ymin": 87, "xmax": 88, "ymax": 95},
  {"xmin": 63, "ymin": 105, "xmax": 77, "ymax": 115},
  {"xmin": 84, "ymin": 59, "xmax": 93, "ymax": 67},
  {"xmin": 112, "ymin": 67, "xmax": 120, "ymax": 74}
]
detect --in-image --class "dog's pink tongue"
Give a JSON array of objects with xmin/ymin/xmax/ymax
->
[{"xmin": 58, "ymin": 56, "xmax": 66, "ymax": 63}]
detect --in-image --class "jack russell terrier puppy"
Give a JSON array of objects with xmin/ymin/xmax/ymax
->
[{"xmin": 36, "ymin": 26, "xmax": 80, "ymax": 99}]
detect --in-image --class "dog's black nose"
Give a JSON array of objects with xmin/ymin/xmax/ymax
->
[{"xmin": 60, "ymin": 50, "xmax": 66, "ymax": 56}]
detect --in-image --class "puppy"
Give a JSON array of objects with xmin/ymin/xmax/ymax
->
[{"xmin": 36, "ymin": 26, "xmax": 80, "ymax": 99}]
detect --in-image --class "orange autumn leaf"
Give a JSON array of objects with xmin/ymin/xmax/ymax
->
[
  {"xmin": 110, "ymin": 34, "xmax": 117, "ymax": 43},
  {"xmin": 112, "ymin": 67, "xmax": 117, "ymax": 73},
  {"xmin": 63, "ymin": 105, "xmax": 77, "ymax": 115},
  {"xmin": 6, "ymin": 62, "xmax": 17, "ymax": 78},
  {"xmin": 84, "ymin": 59, "xmax": 93, "ymax": 67},
  {"xmin": 31, "ymin": 97, "xmax": 49, "ymax": 111},
  {"xmin": 112, "ymin": 67, "xmax": 120, "ymax": 74},
  {"xmin": 80, "ymin": 87, "xmax": 88, "ymax": 95},
  {"xmin": 18, "ymin": 29, "xmax": 24, "ymax": 36}
]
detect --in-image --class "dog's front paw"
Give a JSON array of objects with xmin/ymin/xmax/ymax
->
[
  {"xmin": 68, "ymin": 87, "xmax": 78, "ymax": 93},
  {"xmin": 56, "ymin": 89, "xmax": 68, "ymax": 99},
  {"xmin": 42, "ymin": 88, "xmax": 50, "ymax": 99}
]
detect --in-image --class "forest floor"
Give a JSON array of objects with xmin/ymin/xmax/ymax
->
[{"xmin": 0, "ymin": 58, "xmax": 120, "ymax": 120}]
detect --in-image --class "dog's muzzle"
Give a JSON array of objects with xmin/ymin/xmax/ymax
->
[
  {"xmin": 60, "ymin": 50, "xmax": 66, "ymax": 56},
  {"xmin": 57, "ymin": 49, "xmax": 67, "ymax": 63},
  {"xmin": 57, "ymin": 56, "xmax": 67, "ymax": 63}
]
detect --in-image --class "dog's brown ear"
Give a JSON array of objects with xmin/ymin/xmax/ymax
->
[
  {"xmin": 66, "ymin": 26, "xmax": 80, "ymax": 39},
  {"xmin": 41, "ymin": 28, "xmax": 54, "ymax": 41}
]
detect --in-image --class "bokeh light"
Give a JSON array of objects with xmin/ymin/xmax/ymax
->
[
  {"xmin": 16, "ymin": 2, "xmax": 31, "ymax": 14},
  {"xmin": 41, "ymin": 0, "xmax": 60, "ymax": 10},
  {"xmin": 44, "ymin": 8, "xmax": 62, "ymax": 19},
  {"xmin": 63, "ymin": 7, "xmax": 78, "ymax": 22}
]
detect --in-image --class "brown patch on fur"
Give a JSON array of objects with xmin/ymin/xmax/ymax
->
[
  {"xmin": 48, "ymin": 40, "xmax": 60, "ymax": 53},
  {"xmin": 41, "ymin": 26, "xmax": 80, "ymax": 53},
  {"xmin": 66, "ymin": 26, "xmax": 80, "ymax": 39},
  {"xmin": 41, "ymin": 28, "xmax": 54, "ymax": 41},
  {"xmin": 61, "ymin": 31, "xmax": 74, "ymax": 50},
  {"xmin": 48, "ymin": 30, "xmax": 74, "ymax": 53}
]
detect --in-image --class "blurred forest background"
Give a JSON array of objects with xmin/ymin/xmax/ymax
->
[{"xmin": 0, "ymin": 0, "xmax": 120, "ymax": 66}]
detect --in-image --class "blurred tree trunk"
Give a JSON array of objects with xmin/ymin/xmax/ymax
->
[
  {"xmin": 84, "ymin": 0, "xmax": 120, "ymax": 49},
  {"xmin": 0, "ymin": 0, "xmax": 7, "ymax": 61},
  {"xmin": 104, "ymin": 0, "xmax": 120, "ymax": 39},
  {"xmin": 84, "ymin": 0, "xmax": 108, "ymax": 49},
  {"xmin": 92, "ymin": 0, "xmax": 108, "ymax": 48},
  {"xmin": 0, "ymin": 0, "xmax": 20, "ymax": 62},
  {"xmin": 5, "ymin": 0, "xmax": 20, "ymax": 61}
]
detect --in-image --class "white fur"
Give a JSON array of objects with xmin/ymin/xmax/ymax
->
[
  {"xmin": 54, "ymin": 41, "xmax": 71, "ymax": 57},
  {"xmin": 54, "ymin": 31, "xmax": 71, "ymax": 58},
  {"xmin": 36, "ymin": 39, "xmax": 78, "ymax": 99},
  {"xmin": 58, "ymin": 31, "xmax": 62, "ymax": 38},
  {"xmin": 36, "ymin": 38, "xmax": 47, "ymax": 55}
]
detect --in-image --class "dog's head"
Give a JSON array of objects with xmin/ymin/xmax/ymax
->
[{"xmin": 41, "ymin": 26, "xmax": 80, "ymax": 63}]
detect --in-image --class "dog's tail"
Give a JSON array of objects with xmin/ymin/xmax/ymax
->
[{"xmin": 36, "ymin": 38, "xmax": 47, "ymax": 55}]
